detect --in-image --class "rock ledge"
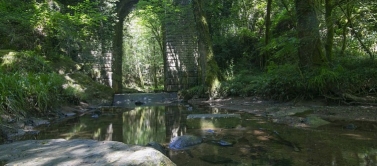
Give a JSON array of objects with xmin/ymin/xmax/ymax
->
[{"xmin": 0, "ymin": 139, "xmax": 175, "ymax": 166}]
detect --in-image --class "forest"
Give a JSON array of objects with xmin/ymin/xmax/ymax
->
[{"xmin": 1, "ymin": 0, "xmax": 377, "ymax": 118}]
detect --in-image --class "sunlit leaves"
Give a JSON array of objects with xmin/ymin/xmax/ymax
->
[{"xmin": 68, "ymin": 0, "xmax": 107, "ymax": 27}]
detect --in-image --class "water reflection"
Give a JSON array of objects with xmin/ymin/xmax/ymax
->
[
  {"xmin": 122, "ymin": 107, "xmax": 166, "ymax": 145},
  {"xmin": 33, "ymin": 105, "xmax": 377, "ymax": 165}
]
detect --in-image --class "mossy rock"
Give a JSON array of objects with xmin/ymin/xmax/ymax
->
[{"xmin": 305, "ymin": 115, "xmax": 330, "ymax": 128}]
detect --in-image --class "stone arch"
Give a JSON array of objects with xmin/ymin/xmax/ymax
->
[{"xmin": 109, "ymin": 0, "xmax": 200, "ymax": 93}]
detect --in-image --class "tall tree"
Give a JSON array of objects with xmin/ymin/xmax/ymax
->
[
  {"xmin": 324, "ymin": 0, "xmax": 335, "ymax": 62},
  {"xmin": 295, "ymin": 0, "xmax": 326, "ymax": 68},
  {"xmin": 193, "ymin": 0, "xmax": 221, "ymax": 99},
  {"xmin": 264, "ymin": 0, "xmax": 273, "ymax": 68}
]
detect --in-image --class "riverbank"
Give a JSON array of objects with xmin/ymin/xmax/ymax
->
[{"xmin": 189, "ymin": 97, "xmax": 377, "ymax": 129}]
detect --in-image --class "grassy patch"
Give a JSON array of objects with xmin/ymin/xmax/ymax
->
[
  {"xmin": 63, "ymin": 72, "xmax": 114, "ymax": 104},
  {"xmin": 0, "ymin": 50, "xmax": 114, "ymax": 118}
]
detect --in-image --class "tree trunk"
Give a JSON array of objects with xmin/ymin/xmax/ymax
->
[
  {"xmin": 112, "ymin": 14, "xmax": 124, "ymax": 93},
  {"xmin": 340, "ymin": 21, "xmax": 348, "ymax": 56},
  {"xmin": 264, "ymin": 0, "xmax": 272, "ymax": 69},
  {"xmin": 325, "ymin": 0, "xmax": 334, "ymax": 62},
  {"xmin": 193, "ymin": 0, "xmax": 221, "ymax": 99},
  {"xmin": 295, "ymin": 0, "xmax": 326, "ymax": 68}
]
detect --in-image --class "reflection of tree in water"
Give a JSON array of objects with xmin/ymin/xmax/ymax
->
[
  {"xmin": 105, "ymin": 123, "xmax": 113, "ymax": 141},
  {"xmin": 122, "ymin": 107, "xmax": 166, "ymax": 145},
  {"xmin": 165, "ymin": 106, "xmax": 187, "ymax": 141}
]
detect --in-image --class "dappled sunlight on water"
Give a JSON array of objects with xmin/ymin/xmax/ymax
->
[{"xmin": 33, "ymin": 105, "xmax": 377, "ymax": 165}]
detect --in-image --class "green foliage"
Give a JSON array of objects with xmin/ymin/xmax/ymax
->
[
  {"xmin": 213, "ymin": 29, "xmax": 260, "ymax": 72},
  {"xmin": 264, "ymin": 11, "xmax": 298, "ymax": 65},
  {"xmin": 0, "ymin": 50, "xmax": 65, "ymax": 115},
  {"xmin": 214, "ymin": 56, "xmax": 377, "ymax": 101},
  {"xmin": 260, "ymin": 64, "xmax": 306, "ymax": 100},
  {"xmin": 1, "ymin": 51, "xmax": 52, "ymax": 73},
  {"xmin": 0, "ymin": 50, "xmax": 113, "ymax": 117},
  {"xmin": 122, "ymin": 1, "xmax": 173, "ymax": 92},
  {"xmin": 0, "ymin": 0, "xmax": 116, "ymax": 63},
  {"xmin": 218, "ymin": 71, "xmax": 264, "ymax": 97},
  {"xmin": 0, "ymin": 72, "xmax": 65, "ymax": 116},
  {"xmin": 0, "ymin": 0, "xmax": 39, "ymax": 50},
  {"xmin": 179, "ymin": 85, "xmax": 208, "ymax": 100},
  {"xmin": 63, "ymin": 72, "xmax": 114, "ymax": 103},
  {"xmin": 307, "ymin": 67, "xmax": 341, "ymax": 94}
]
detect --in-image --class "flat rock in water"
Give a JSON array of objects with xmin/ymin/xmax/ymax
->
[
  {"xmin": 305, "ymin": 115, "xmax": 330, "ymax": 128},
  {"xmin": 268, "ymin": 107, "xmax": 312, "ymax": 117},
  {"xmin": 169, "ymin": 135, "xmax": 202, "ymax": 150},
  {"xmin": 187, "ymin": 114, "xmax": 241, "ymax": 119},
  {"xmin": 0, "ymin": 139, "xmax": 175, "ymax": 166},
  {"xmin": 30, "ymin": 118, "xmax": 50, "ymax": 126}
]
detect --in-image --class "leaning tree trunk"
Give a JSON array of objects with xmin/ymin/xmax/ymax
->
[
  {"xmin": 295, "ymin": 0, "xmax": 326, "ymax": 68},
  {"xmin": 193, "ymin": 0, "xmax": 221, "ymax": 99},
  {"xmin": 339, "ymin": 3, "xmax": 374, "ymax": 59}
]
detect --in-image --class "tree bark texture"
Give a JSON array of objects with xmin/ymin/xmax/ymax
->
[
  {"xmin": 295, "ymin": 0, "xmax": 326, "ymax": 68},
  {"xmin": 264, "ymin": 0, "xmax": 272, "ymax": 69},
  {"xmin": 193, "ymin": 0, "xmax": 221, "ymax": 98},
  {"xmin": 325, "ymin": 0, "xmax": 334, "ymax": 62}
]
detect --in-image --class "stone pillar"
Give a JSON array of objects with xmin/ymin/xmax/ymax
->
[
  {"xmin": 101, "ymin": 52, "xmax": 113, "ymax": 87},
  {"xmin": 164, "ymin": 0, "xmax": 199, "ymax": 92}
]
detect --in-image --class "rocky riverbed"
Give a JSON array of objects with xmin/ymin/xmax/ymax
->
[
  {"xmin": 1, "ymin": 95, "xmax": 377, "ymax": 165},
  {"xmin": 189, "ymin": 97, "xmax": 377, "ymax": 128}
]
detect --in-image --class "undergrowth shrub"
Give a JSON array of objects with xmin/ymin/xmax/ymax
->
[
  {"xmin": 0, "ymin": 50, "xmax": 112, "ymax": 117},
  {"xmin": 263, "ymin": 63, "xmax": 308, "ymax": 100},
  {"xmin": 218, "ymin": 71, "xmax": 264, "ymax": 97},
  {"xmin": 1, "ymin": 51, "xmax": 52, "ymax": 73},
  {"xmin": 179, "ymin": 85, "xmax": 207, "ymax": 100},
  {"xmin": 0, "ymin": 72, "xmax": 65, "ymax": 116}
]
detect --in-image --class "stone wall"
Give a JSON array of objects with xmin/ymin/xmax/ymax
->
[
  {"xmin": 164, "ymin": 0, "xmax": 200, "ymax": 91},
  {"xmin": 75, "ymin": 50, "xmax": 113, "ymax": 88}
]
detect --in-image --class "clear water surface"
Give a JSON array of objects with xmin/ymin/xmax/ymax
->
[{"xmin": 35, "ymin": 105, "xmax": 377, "ymax": 166}]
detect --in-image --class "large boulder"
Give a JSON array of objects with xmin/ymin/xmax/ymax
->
[{"xmin": 0, "ymin": 139, "xmax": 175, "ymax": 166}]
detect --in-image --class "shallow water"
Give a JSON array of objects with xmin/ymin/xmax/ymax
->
[{"xmin": 35, "ymin": 105, "xmax": 377, "ymax": 166}]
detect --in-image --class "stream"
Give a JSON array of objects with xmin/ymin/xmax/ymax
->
[{"xmin": 32, "ymin": 101, "xmax": 377, "ymax": 166}]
